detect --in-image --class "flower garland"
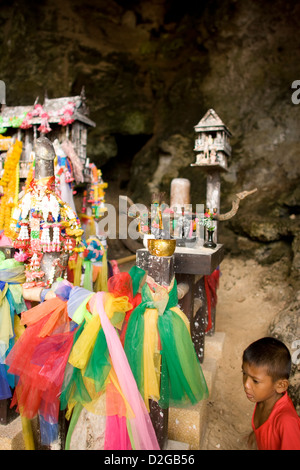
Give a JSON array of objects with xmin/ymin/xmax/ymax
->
[
  {"xmin": 0, "ymin": 139, "xmax": 23, "ymax": 237},
  {"xmin": 0, "ymin": 117, "xmax": 7, "ymax": 134},
  {"xmin": 0, "ymin": 134, "xmax": 12, "ymax": 151},
  {"xmin": 0, "ymin": 102, "xmax": 77, "ymax": 135}
]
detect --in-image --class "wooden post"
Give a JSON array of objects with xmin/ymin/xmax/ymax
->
[
  {"xmin": 206, "ymin": 170, "xmax": 221, "ymax": 242},
  {"xmin": 192, "ymin": 276, "xmax": 208, "ymax": 362},
  {"xmin": 176, "ymin": 273, "xmax": 207, "ymax": 364}
]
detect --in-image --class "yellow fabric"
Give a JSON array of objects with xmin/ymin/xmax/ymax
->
[
  {"xmin": 21, "ymin": 416, "xmax": 35, "ymax": 450},
  {"xmin": 65, "ymin": 292, "xmax": 134, "ymax": 420},
  {"xmin": 170, "ymin": 306, "xmax": 190, "ymax": 333},
  {"xmin": 68, "ymin": 314, "xmax": 101, "ymax": 370},
  {"xmin": 94, "ymin": 248, "xmax": 108, "ymax": 292},
  {"xmin": 138, "ymin": 282, "xmax": 191, "ymax": 409},
  {"xmin": 69, "ymin": 256, "xmax": 83, "ymax": 287},
  {"xmin": 14, "ymin": 314, "xmax": 25, "ymax": 341},
  {"xmin": 143, "ymin": 308, "xmax": 160, "ymax": 409},
  {"xmin": 0, "ymin": 285, "xmax": 13, "ymax": 358},
  {"xmin": 103, "ymin": 293, "xmax": 132, "ymax": 330}
]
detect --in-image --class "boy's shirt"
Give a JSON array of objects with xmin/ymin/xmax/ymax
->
[{"xmin": 252, "ymin": 392, "xmax": 300, "ymax": 450}]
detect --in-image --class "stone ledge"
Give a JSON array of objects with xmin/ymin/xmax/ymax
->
[
  {"xmin": 167, "ymin": 332, "xmax": 225, "ymax": 449},
  {"xmin": 165, "ymin": 439, "xmax": 190, "ymax": 450},
  {"xmin": 0, "ymin": 416, "xmax": 24, "ymax": 450},
  {"xmin": 205, "ymin": 332, "xmax": 225, "ymax": 361}
]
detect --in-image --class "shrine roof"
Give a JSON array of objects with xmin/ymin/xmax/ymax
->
[
  {"xmin": 194, "ymin": 108, "xmax": 231, "ymax": 135},
  {"xmin": 0, "ymin": 94, "xmax": 96, "ymax": 128}
]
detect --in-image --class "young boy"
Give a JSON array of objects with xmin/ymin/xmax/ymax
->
[{"xmin": 242, "ymin": 336, "xmax": 300, "ymax": 450}]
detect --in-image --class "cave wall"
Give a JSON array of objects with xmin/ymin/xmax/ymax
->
[{"xmin": 0, "ymin": 0, "xmax": 300, "ymax": 269}]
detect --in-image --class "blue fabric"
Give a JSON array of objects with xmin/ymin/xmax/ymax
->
[
  {"xmin": 40, "ymin": 288, "xmax": 49, "ymax": 302},
  {"xmin": 0, "ymin": 363, "xmax": 12, "ymax": 399},
  {"xmin": 39, "ymin": 414, "xmax": 59, "ymax": 446}
]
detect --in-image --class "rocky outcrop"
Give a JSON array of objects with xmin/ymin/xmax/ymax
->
[
  {"xmin": 268, "ymin": 300, "xmax": 300, "ymax": 412},
  {"xmin": 0, "ymin": 0, "xmax": 299, "ymax": 271}
]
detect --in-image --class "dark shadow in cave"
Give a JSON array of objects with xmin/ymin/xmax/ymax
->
[{"xmin": 100, "ymin": 133, "xmax": 152, "ymax": 191}]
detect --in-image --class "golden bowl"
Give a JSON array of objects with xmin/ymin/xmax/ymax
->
[{"xmin": 147, "ymin": 238, "xmax": 176, "ymax": 257}]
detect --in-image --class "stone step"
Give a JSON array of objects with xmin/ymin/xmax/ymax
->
[
  {"xmin": 0, "ymin": 416, "xmax": 24, "ymax": 450},
  {"xmin": 165, "ymin": 439, "xmax": 190, "ymax": 450},
  {"xmin": 167, "ymin": 331, "xmax": 225, "ymax": 450}
]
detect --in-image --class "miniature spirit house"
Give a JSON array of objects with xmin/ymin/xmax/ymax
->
[
  {"xmin": 0, "ymin": 88, "xmax": 95, "ymax": 181},
  {"xmin": 191, "ymin": 109, "xmax": 233, "ymax": 241},
  {"xmin": 192, "ymin": 108, "xmax": 231, "ymax": 170}
]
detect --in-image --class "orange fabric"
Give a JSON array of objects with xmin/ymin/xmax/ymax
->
[
  {"xmin": 92, "ymin": 265, "xmax": 101, "ymax": 283},
  {"xmin": 20, "ymin": 297, "xmax": 64, "ymax": 326},
  {"xmin": 38, "ymin": 302, "xmax": 69, "ymax": 337}
]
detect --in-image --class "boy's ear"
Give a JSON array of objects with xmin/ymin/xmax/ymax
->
[{"xmin": 275, "ymin": 379, "xmax": 289, "ymax": 393}]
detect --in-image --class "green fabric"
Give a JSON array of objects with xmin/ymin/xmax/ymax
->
[
  {"xmin": 71, "ymin": 293, "xmax": 93, "ymax": 324},
  {"xmin": 61, "ymin": 307, "xmax": 124, "ymax": 411},
  {"xmin": 84, "ymin": 328, "xmax": 111, "ymax": 393},
  {"xmin": 65, "ymin": 403, "xmax": 83, "ymax": 450},
  {"xmin": 124, "ymin": 279, "xmax": 208, "ymax": 409},
  {"xmin": 129, "ymin": 265, "xmax": 145, "ymax": 297},
  {"xmin": 83, "ymin": 260, "xmax": 93, "ymax": 291}
]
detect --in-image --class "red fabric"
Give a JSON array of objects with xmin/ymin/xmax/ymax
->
[
  {"xmin": 252, "ymin": 392, "xmax": 300, "ymax": 450},
  {"xmin": 6, "ymin": 298, "xmax": 74, "ymax": 421},
  {"xmin": 107, "ymin": 272, "xmax": 142, "ymax": 346},
  {"xmin": 119, "ymin": 292, "xmax": 142, "ymax": 346},
  {"xmin": 204, "ymin": 268, "xmax": 220, "ymax": 333}
]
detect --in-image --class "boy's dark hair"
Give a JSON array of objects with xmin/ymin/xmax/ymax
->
[{"xmin": 242, "ymin": 337, "xmax": 291, "ymax": 381}]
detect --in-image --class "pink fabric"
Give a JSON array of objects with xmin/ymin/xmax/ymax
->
[
  {"xmin": 0, "ymin": 232, "xmax": 12, "ymax": 246},
  {"xmin": 104, "ymin": 415, "xmax": 132, "ymax": 450},
  {"xmin": 94, "ymin": 292, "xmax": 159, "ymax": 450}
]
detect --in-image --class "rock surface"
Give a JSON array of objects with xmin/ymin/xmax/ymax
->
[{"xmin": 1, "ymin": 1, "xmax": 299, "ymax": 255}]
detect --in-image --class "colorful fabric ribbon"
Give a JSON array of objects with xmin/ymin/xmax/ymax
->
[
  {"xmin": 0, "ymin": 257, "xmax": 26, "ymax": 400},
  {"xmin": 124, "ymin": 278, "xmax": 209, "ymax": 410}
]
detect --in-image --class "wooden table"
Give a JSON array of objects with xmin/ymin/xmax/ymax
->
[{"xmin": 136, "ymin": 244, "xmax": 224, "ymax": 363}]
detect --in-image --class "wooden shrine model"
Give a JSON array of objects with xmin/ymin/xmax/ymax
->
[
  {"xmin": 191, "ymin": 108, "xmax": 232, "ymax": 170},
  {"xmin": 0, "ymin": 88, "xmax": 95, "ymax": 181}
]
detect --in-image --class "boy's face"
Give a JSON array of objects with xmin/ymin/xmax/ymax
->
[{"xmin": 242, "ymin": 361, "xmax": 283, "ymax": 404}]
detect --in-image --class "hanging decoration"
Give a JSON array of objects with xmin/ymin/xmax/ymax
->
[
  {"xmin": 0, "ymin": 135, "xmax": 12, "ymax": 151},
  {"xmin": 23, "ymin": 158, "xmax": 35, "ymax": 193},
  {"xmin": 19, "ymin": 102, "xmax": 76, "ymax": 134},
  {"xmin": 60, "ymin": 139, "xmax": 84, "ymax": 184},
  {"xmin": 53, "ymin": 139, "xmax": 77, "ymax": 213},
  {"xmin": 68, "ymin": 235, "xmax": 108, "ymax": 293},
  {"xmin": 58, "ymin": 102, "xmax": 75, "ymax": 126},
  {"xmin": 0, "ymin": 101, "xmax": 78, "ymax": 135},
  {"xmin": 79, "ymin": 163, "xmax": 108, "ymax": 241},
  {"xmin": 0, "ymin": 253, "xmax": 27, "ymax": 401},
  {"xmin": 86, "ymin": 164, "xmax": 108, "ymax": 219},
  {"xmin": 0, "ymin": 139, "xmax": 23, "ymax": 238},
  {"xmin": 9, "ymin": 174, "xmax": 84, "ymax": 289}
]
